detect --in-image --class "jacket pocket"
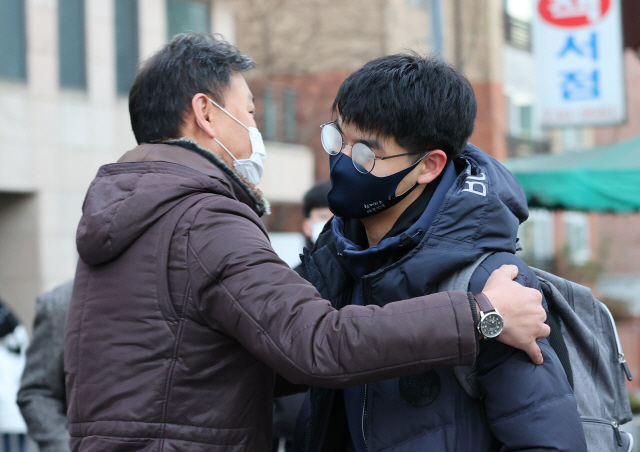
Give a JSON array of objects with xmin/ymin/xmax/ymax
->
[
  {"xmin": 581, "ymin": 416, "xmax": 633, "ymax": 452},
  {"xmin": 73, "ymin": 435, "xmax": 157, "ymax": 452}
]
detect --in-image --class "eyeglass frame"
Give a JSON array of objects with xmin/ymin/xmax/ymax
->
[{"xmin": 320, "ymin": 122, "xmax": 432, "ymax": 174}]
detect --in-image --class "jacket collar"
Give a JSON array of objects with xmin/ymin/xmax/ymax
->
[
  {"xmin": 118, "ymin": 139, "xmax": 270, "ymax": 217},
  {"xmin": 332, "ymin": 161, "xmax": 458, "ymax": 279}
]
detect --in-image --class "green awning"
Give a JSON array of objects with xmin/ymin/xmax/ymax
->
[{"xmin": 503, "ymin": 134, "xmax": 640, "ymax": 213}]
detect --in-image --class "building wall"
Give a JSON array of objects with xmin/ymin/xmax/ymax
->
[
  {"xmin": 595, "ymin": 50, "xmax": 640, "ymax": 145},
  {"xmin": 0, "ymin": 0, "xmax": 138, "ymax": 328},
  {"xmin": 593, "ymin": 52, "xmax": 640, "ymax": 318},
  {"xmin": 0, "ymin": 0, "xmax": 318, "ymax": 328},
  {"xmin": 235, "ymin": 0, "xmax": 436, "ymax": 78},
  {"xmin": 236, "ymin": 0, "xmax": 510, "ymax": 202},
  {"xmin": 444, "ymin": 0, "xmax": 507, "ymax": 159}
]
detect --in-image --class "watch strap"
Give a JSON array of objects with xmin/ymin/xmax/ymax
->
[{"xmin": 473, "ymin": 292, "xmax": 495, "ymax": 314}]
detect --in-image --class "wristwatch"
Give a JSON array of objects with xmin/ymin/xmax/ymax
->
[{"xmin": 474, "ymin": 293, "xmax": 504, "ymax": 339}]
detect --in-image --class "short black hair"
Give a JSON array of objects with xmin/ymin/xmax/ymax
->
[
  {"xmin": 333, "ymin": 53, "xmax": 476, "ymax": 159},
  {"xmin": 302, "ymin": 181, "xmax": 331, "ymax": 218},
  {"xmin": 129, "ymin": 33, "xmax": 255, "ymax": 144}
]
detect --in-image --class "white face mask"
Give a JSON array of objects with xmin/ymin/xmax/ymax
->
[
  {"xmin": 207, "ymin": 97, "xmax": 267, "ymax": 186},
  {"xmin": 310, "ymin": 222, "xmax": 325, "ymax": 244}
]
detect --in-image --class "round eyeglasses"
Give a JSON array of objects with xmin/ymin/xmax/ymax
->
[{"xmin": 320, "ymin": 122, "xmax": 430, "ymax": 174}]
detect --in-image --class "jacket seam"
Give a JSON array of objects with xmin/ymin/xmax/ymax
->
[
  {"xmin": 470, "ymin": 169, "xmax": 491, "ymax": 246},
  {"xmin": 105, "ymin": 172, "xmax": 144, "ymax": 254},
  {"xmin": 69, "ymin": 420, "xmax": 250, "ymax": 431},
  {"xmin": 74, "ymin": 271, "xmax": 92, "ymax": 421},
  {"xmin": 213, "ymin": 278, "xmax": 462, "ymax": 380},
  {"xmin": 490, "ymin": 393, "xmax": 575, "ymax": 425},
  {"xmin": 450, "ymin": 291, "xmax": 463, "ymax": 365},
  {"xmin": 186, "ymin": 215, "xmax": 466, "ymax": 379},
  {"xmin": 187, "ymin": 238, "xmax": 459, "ymax": 319}
]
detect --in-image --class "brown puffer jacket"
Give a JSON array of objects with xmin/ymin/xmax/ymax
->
[{"xmin": 64, "ymin": 141, "xmax": 477, "ymax": 452}]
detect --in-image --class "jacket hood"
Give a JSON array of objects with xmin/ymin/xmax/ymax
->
[
  {"xmin": 76, "ymin": 142, "xmax": 262, "ymax": 266},
  {"xmin": 332, "ymin": 143, "xmax": 529, "ymax": 285}
]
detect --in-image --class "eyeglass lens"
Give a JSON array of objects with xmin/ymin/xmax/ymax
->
[
  {"xmin": 320, "ymin": 124, "xmax": 343, "ymax": 155},
  {"xmin": 321, "ymin": 124, "xmax": 377, "ymax": 174}
]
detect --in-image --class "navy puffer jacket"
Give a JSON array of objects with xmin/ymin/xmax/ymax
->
[{"xmin": 295, "ymin": 144, "xmax": 587, "ymax": 452}]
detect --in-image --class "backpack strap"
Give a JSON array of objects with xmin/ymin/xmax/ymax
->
[{"xmin": 438, "ymin": 251, "xmax": 494, "ymax": 399}]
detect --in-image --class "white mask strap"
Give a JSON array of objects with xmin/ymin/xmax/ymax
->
[
  {"xmin": 213, "ymin": 138, "xmax": 238, "ymax": 163},
  {"xmin": 207, "ymin": 97, "xmax": 250, "ymax": 131}
]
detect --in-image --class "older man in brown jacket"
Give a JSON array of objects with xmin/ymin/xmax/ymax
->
[{"xmin": 64, "ymin": 33, "xmax": 549, "ymax": 452}]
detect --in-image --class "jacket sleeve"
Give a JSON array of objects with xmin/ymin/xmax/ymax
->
[
  {"xmin": 17, "ymin": 286, "xmax": 71, "ymax": 452},
  {"xmin": 470, "ymin": 253, "xmax": 587, "ymax": 451},
  {"xmin": 187, "ymin": 199, "xmax": 478, "ymax": 388}
]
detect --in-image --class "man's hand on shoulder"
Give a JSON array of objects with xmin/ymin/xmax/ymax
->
[{"xmin": 481, "ymin": 265, "xmax": 550, "ymax": 365}]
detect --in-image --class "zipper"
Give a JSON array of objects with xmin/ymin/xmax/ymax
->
[
  {"xmin": 359, "ymin": 278, "xmax": 370, "ymax": 451},
  {"xmin": 601, "ymin": 303, "xmax": 633, "ymax": 381},
  {"xmin": 362, "ymin": 384, "xmax": 369, "ymax": 451},
  {"xmin": 303, "ymin": 418, "xmax": 311, "ymax": 450},
  {"xmin": 581, "ymin": 416, "xmax": 623, "ymax": 446},
  {"xmin": 360, "ymin": 278, "xmax": 372, "ymax": 305}
]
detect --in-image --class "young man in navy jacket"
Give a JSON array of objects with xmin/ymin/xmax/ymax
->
[{"xmin": 294, "ymin": 54, "xmax": 587, "ymax": 452}]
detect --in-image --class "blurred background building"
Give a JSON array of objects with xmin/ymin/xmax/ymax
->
[{"xmin": 0, "ymin": 0, "xmax": 639, "ymax": 399}]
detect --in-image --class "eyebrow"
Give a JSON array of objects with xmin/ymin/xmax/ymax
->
[
  {"xmin": 334, "ymin": 120, "xmax": 383, "ymax": 152},
  {"xmin": 358, "ymin": 138, "xmax": 383, "ymax": 151}
]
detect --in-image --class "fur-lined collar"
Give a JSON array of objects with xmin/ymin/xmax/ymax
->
[{"xmin": 164, "ymin": 138, "xmax": 270, "ymax": 216}]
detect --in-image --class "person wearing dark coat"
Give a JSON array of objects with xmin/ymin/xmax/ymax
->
[
  {"xmin": 64, "ymin": 33, "xmax": 550, "ymax": 452},
  {"xmin": 18, "ymin": 281, "xmax": 73, "ymax": 452},
  {"xmin": 272, "ymin": 181, "xmax": 333, "ymax": 452},
  {"xmin": 293, "ymin": 55, "xmax": 587, "ymax": 452}
]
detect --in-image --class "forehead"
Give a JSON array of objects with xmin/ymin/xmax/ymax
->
[
  {"xmin": 222, "ymin": 72, "xmax": 254, "ymax": 105},
  {"xmin": 335, "ymin": 117, "xmax": 377, "ymax": 138}
]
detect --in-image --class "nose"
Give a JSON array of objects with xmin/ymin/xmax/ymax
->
[{"xmin": 342, "ymin": 142, "xmax": 354, "ymax": 158}]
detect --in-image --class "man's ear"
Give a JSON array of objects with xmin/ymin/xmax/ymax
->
[
  {"xmin": 416, "ymin": 150, "xmax": 447, "ymax": 185},
  {"xmin": 191, "ymin": 93, "xmax": 216, "ymax": 139}
]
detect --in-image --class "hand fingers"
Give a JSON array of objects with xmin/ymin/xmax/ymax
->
[
  {"xmin": 537, "ymin": 323, "xmax": 551, "ymax": 340},
  {"xmin": 523, "ymin": 341, "xmax": 544, "ymax": 365},
  {"xmin": 497, "ymin": 264, "xmax": 519, "ymax": 281}
]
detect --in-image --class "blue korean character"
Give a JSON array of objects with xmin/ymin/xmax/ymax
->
[
  {"xmin": 558, "ymin": 33, "xmax": 598, "ymax": 60},
  {"xmin": 560, "ymin": 70, "xmax": 599, "ymax": 100}
]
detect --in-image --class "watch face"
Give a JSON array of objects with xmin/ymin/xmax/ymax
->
[{"xmin": 480, "ymin": 312, "xmax": 504, "ymax": 338}]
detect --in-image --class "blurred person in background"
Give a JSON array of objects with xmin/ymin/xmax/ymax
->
[
  {"xmin": 64, "ymin": 33, "xmax": 548, "ymax": 452},
  {"xmin": 272, "ymin": 181, "xmax": 332, "ymax": 452},
  {"xmin": 18, "ymin": 282, "xmax": 73, "ymax": 452},
  {"xmin": 300, "ymin": 181, "xmax": 332, "ymax": 249},
  {"xmin": 0, "ymin": 298, "xmax": 28, "ymax": 452}
]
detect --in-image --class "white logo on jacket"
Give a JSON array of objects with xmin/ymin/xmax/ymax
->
[{"xmin": 461, "ymin": 172, "xmax": 487, "ymax": 197}]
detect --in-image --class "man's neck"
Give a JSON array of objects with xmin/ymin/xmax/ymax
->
[{"xmin": 361, "ymin": 184, "xmax": 427, "ymax": 247}]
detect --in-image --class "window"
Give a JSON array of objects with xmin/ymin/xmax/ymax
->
[
  {"xmin": 284, "ymin": 89, "xmax": 297, "ymax": 143},
  {"xmin": 0, "ymin": 0, "xmax": 26, "ymax": 80},
  {"xmin": 562, "ymin": 127, "xmax": 583, "ymax": 150},
  {"xmin": 58, "ymin": 0, "xmax": 87, "ymax": 89},
  {"xmin": 504, "ymin": 0, "xmax": 532, "ymax": 51},
  {"xmin": 405, "ymin": 0, "xmax": 427, "ymax": 7},
  {"xmin": 564, "ymin": 212, "xmax": 590, "ymax": 265},
  {"xmin": 115, "ymin": 0, "xmax": 139, "ymax": 95},
  {"xmin": 519, "ymin": 105, "xmax": 532, "ymax": 138},
  {"xmin": 518, "ymin": 209, "xmax": 555, "ymax": 269},
  {"xmin": 167, "ymin": 0, "xmax": 210, "ymax": 40},
  {"xmin": 262, "ymin": 87, "xmax": 277, "ymax": 141}
]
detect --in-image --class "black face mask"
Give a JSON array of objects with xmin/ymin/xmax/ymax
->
[{"xmin": 327, "ymin": 153, "xmax": 422, "ymax": 219}]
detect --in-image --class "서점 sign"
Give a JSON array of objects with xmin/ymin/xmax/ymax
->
[{"xmin": 533, "ymin": 0, "xmax": 626, "ymax": 126}]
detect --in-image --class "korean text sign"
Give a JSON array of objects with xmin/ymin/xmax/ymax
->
[{"xmin": 533, "ymin": 0, "xmax": 626, "ymax": 126}]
